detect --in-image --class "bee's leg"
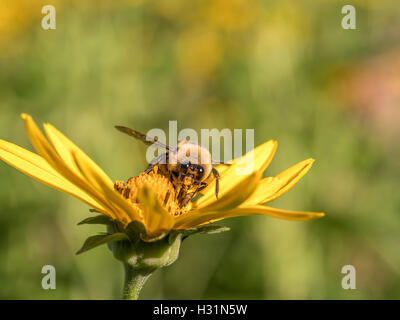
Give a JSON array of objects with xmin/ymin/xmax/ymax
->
[
  {"xmin": 163, "ymin": 189, "xmax": 171, "ymax": 206},
  {"xmin": 168, "ymin": 170, "xmax": 177, "ymax": 186},
  {"xmin": 190, "ymin": 183, "xmax": 205, "ymax": 200},
  {"xmin": 175, "ymin": 171, "xmax": 183, "ymax": 200},
  {"xmin": 178, "ymin": 184, "xmax": 190, "ymax": 206},
  {"xmin": 144, "ymin": 163, "xmax": 156, "ymax": 174},
  {"xmin": 180, "ymin": 189, "xmax": 195, "ymax": 207},
  {"xmin": 190, "ymin": 182, "xmax": 207, "ymax": 202},
  {"xmin": 180, "ymin": 182, "xmax": 207, "ymax": 207},
  {"xmin": 194, "ymin": 181, "xmax": 208, "ymax": 195},
  {"xmin": 180, "ymin": 195, "xmax": 192, "ymax": 208},
  {"xmin": 212, "ymin": 168, "xmax": 220, "ymax": 200},
  {"xmin": 145, "ymin": 153, "xmax": 168, "ymax": 174}
]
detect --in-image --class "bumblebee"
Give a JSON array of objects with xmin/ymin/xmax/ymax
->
[{"xmin": 115, "ymin": 126, "xmax": 231, "ymax": 208}]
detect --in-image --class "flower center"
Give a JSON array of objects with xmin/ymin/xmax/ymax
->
[{"xmin": 114, "ymin": 169, "xmax": 191, "ymax": 216}]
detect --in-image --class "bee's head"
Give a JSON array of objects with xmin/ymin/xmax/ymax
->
[
  {"xmin": 178, "ymin": 162, "xmax": 206, "ymax": 182},
  {"xmin": 172, "ymin": 141, "xmax": 212, "ymax": 182}
]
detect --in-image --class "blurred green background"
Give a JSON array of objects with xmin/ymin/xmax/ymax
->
[{"xmin": 0, "ymin": 0, "xmax": 399, "ymax": 299}]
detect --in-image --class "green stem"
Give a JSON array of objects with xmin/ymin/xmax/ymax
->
[{"xmin": 122, "ymin": 263, "xmax": 153, "ymax": 300}]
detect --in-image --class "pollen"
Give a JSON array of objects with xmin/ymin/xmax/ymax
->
[{"xmin": 114, "ymin": 169, "xmax": 190, "ymax": 216}]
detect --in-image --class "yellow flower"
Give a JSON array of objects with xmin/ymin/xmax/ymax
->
[{"xmin": 0, "ymin": 114, "xmax": 324, "ymax": 242}]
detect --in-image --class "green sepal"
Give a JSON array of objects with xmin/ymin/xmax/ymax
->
[
  {"xmin": 140, "ymin": 231, "xmax": 169, "ymax": 243},
  {"xmin": 124, "ymin": 220, "xmax": 149, "ymax": 243},
  {"xmin": 124, "ymin": 219, "xmax": 169, "ymax": 243},
  {"xmin": 177, "ymin": 225, "xmax": 230, "ymax": 238},
  {"xmin": 119, "ymin": 233, "xmax": 184, "ymax": 300},
  {"xmin": 133, "ymin": 232, "xmax": 183, "ymax": 268},
  {"xmin": 76, "ymin": 232, "xmax": 129, "ymax": 255},
  {"xmin": 108, "ymin": 224, "xmax": 183, "ymax": 270},
  {"xmin": 77, "ymin": 215, "xmax": 113, "ymax": 226}
]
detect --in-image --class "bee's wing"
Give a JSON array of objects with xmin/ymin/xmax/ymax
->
[
  {"xmin": 212, "ymin": 160, "xmax": 233, "ymax": 165},
  {"xmin": 150, "ymin": 153, "xmax": 168, "ymax": 166},
  {"xmin": 144, "ymin": 152, "xmax": 169, "ymax": 172},
  {"xmin": 115, "ymin": 125, "xmax": 176, "ymax": 151}
]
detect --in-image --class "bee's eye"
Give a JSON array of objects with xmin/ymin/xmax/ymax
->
[
  {"xmin": 198, "ymin": 167, "xmax": 204, "ymax": 174},
  {"xmin": 180, "ymin": 163, "xmax": 189, "ymax": 169}
]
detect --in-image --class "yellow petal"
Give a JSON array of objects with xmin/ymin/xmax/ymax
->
[
  {"xmin": 43, "ymin": 123, "xmax": 113, "ymax": 186},
  {"xmin": 71, "ymin": 150, "xmax": 140, "ymax": 224},
  {"xmin": 21, "ymin": 114, "xmax": 120, "ymax": 219},
  {"xmin": 138, "ymin": 186, "xmax": 174, "ymax": 239},
  {"xmin": 244, "ymin": 158, "xmax": 315, "ymax": 205},
  {"xmin": 192, "ymin": 171, "xmax": 261, "ymax": 212},
  {"xmin": 174, "ymin": 205, "xmax": 325, "ymax": 229},
  {"xmin": 0, "ymin": 139, "xmax": 107, "ymax": 214},
  {"xmin": 21, "ymin": 113, "xmax": 62, "ymax": 169},
  {"xmin": 195, "ymin": 140, "xmax": 278, "ymax": 207}
]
